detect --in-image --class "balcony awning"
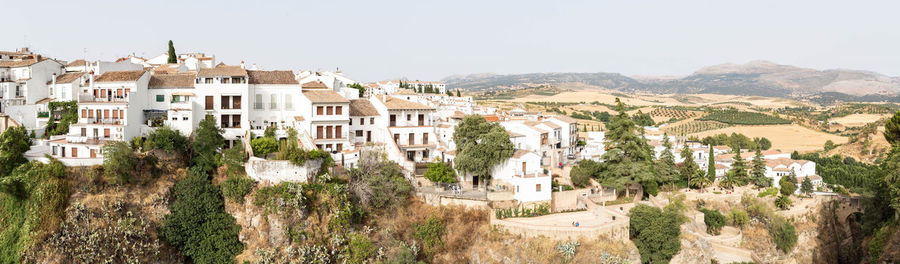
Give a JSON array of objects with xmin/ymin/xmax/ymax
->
[{"xmin": 172, "ymin": 92, "xmax": 194, "ymax": 96}]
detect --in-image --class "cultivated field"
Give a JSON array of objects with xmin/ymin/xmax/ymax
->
[
  {"xmin": 508, "ymin": 90, "xmax": 807, "ymax": 109},
  {"xmin": 690, "ymin": 125, "xmax": 848, "ymax": 152},
  {"xmin": 829, "ymin": 114, "xmax": 890, "ymax": 127}
]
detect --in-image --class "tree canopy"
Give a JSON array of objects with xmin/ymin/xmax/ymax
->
[
  {"xmin": 628, "ymin": 204, "xmax": 682, "ymax": 263},
  {"xmin": 167, "ymin": 40, "xmax": 177, "ymax": 64},
  {"xmin": 597, "ymin": 98, "xmax": 655, "ymax": 194},
  {"xmin": 191, "ymin": 115, "xmax": 224, "ymax": 174},
  {"xmin": 0, "ymin": 126, "xmax": 31, "ymax": 177},
  {"xmin": 453, "ymin": 115, "xmax": 514, "ymax": 182}
]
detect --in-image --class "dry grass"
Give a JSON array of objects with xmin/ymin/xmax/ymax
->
[
  {"xmin": 829, "ymin": 114, "xmax": 891, "ymax": 127},
  {"xmin": 690, "ymin": 124, "xmax": 848, "ymax": 152}
]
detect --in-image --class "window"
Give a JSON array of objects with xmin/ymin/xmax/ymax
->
[
  {"xmin": 232, "ymin": 95, "xmax": 241, "ymax": 109},
  {"xmin": 254, "ymin": 94, "xmax": 263, "ymax": 109},
  {"xmin": 360, "ymin": 118, "xmax": 365, "ymax": 125},
  {"xmin": 316, "ymin": 126, "xmax": 323, "ymax": 139},
  {"xmin": 370, "ymin": 118, "xmax": 374, "ymax": 124},
  {"xmin": 205, "ymin": 96, "xmax": 214, "ymax": 110},
  {"xmin": 284, "ymin": 94, "xmax": 293, "ymax": 110},
  {"xmin": 231, "ymin": 115, "xmax": 241, "ymax": 128},
  {"xmin": 393, "ymin": 134, "xmax": 399, "ymax": 142},
  {"xmin": 221, "ymin": 96, "xmax": 230, "ymax": 109},
  {"xmin": 317, "ymin": 106, "xmax": 324, "ymax": 115},
  {"xmin": 326, "ymin": 126, "xmax": 333, "ymax": 138},
  {"xmin": 335, "ymin": 126, "xmax": 342, "ymax": 138},
  {"xmin": 336, "ymin": 143, "xmax": 342, "ymax": 152},
  {"xmin": 536, "ymin": 184, "xmax": 541, "ymax": 192},
  {"xmin": 326, "ymin": 106, "xmax": 333, "ymax": 115},
  {"xmin": 156, "ymin": 94, "xmax": 164, "ymax": 102},
  {"xmin": 183, "ymin": 116, "xmax": 188, "ymax": 121},
  {"xmin": 423, "ymin": 133, "xmax": 428, "ymax": 144},
  {"xmin": 408, "ymin": 133, "xmax": 415, "ymax": 145},
  {"xmin": 220, "ymin": 115, "xmax": 229, "ymax": 128},
  {"xmin": 205, "ymin": 78, "xmax": 213, "ymax": 84},
  {"xmin": 81, "ymin": 109, "xmax": 86, "ymax": 118},
  {"xmin": 356, "ymin": 130, "xmax": 363, "ymax": 137},
  {"xmin": 407, "ymin": 114, "xmax": 411, "ymax": 121},
  {"xmin": 335, "ymin": 106, "xmax": 342, "ymax": 115},
  {"xmin": 270, "ymin": 94, "xmax": 278, "ymax": 109}
]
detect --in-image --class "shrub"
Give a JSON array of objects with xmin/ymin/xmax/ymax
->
[
  {"xmin": 160, "ymin": 172, "xmax": 244, "ymax": 263},
  {"xmin": 423, "ymin": 162, "xmax": 457, "ymax": 183},
  {"xmin": 250, "ymin": 137, "xmax": 278, "ymax": 158},
  {"xmin": 769, "ymin": 217, "xmax": 797, "ymax": 253},
  {"xmin": 779, "ymin": 177, "xmax": 796, "ymax": 196},
  {"xmin": 347, "ymin": 233, "xmax": 376, "ymax": 264},
  {"xmin": 730, "ymin": 209, "xmax": 749, "ymax": 228},
  {"xmin": 144, "ymin": 126, "xmax": 188, "ymax": 153},
  {"xmin": 757, "ymin": 187, "xmax": 778, "ymax": 197},
  {"xmin": 252, "ymin": 182, "xmax": 305, "ymax": 215},
  {"xmin": 191, "ymin": 115, "xmax": 225, "ymax": 174},
  {"xmin": 0, "ymin": 126, "xmax": 32, "ymax": 176},
  {"xmin": 700, "ymin": 208, "xmax": 726, "ymax": 235},
  {"xmin": 413, "ymin": 215, "xmax": 445, "ymax": 257},
  {"xmin": 222, "ymin": 144, "xmax": 247, "ymax": 177},
  {"xmin": 628, "ymin": 204, "xmax": 682, "ymax": 263},
  {"xmin": 868, "ymin": 221, "xmax": 897, "ymax": 263},
  {"xmin": 774, "ymin": 195, "xmax": 792, "ymax": 210},
  {"xmin": 221, "ymin": 176, "xmax": 255, "ymax": 203},
  {"xmin": 0, "ymin": 159, "xmax": 68, "ymax": 263},
  {"xmin": 348, "ymin": 149, "xmax": 412, "ymax": 211},
  {"xmin": 103, "ymin": 141, "xmax": 138, "ymax": 184}
]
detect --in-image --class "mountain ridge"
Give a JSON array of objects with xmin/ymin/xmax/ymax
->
[{"xmin": 443, "ymin": 61, "xmax": 900, "ymax": 102}]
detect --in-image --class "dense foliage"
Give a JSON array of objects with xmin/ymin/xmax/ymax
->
[
  {"xmin": 699, "ymin": 208, "xmax": 726, "ymax": 235},
  {"xmin": 102, "ymin": 141, "xmax": 140, "ymax": 184},
  {"xmin": 628, "ymin": 204, "xmax": 682, "ymax": 263},
  {"xmin": 45, "ymin": 101, "xmax": 78, "ymax": 137},
  {"xmin": 191, "ymin": 115, "xmax": 225, "ymax": 174},
  {"xmin": 160, "ymin": 172, "xmax": 244, "ymax": 263},
  {"xmin": 453, "ymin": 115, "xmax": 514, "ymax": 186},
  {"xmin": 631, "ymin": 110, "xmax": 655, "ymax": 127},
  {"xmin": 0, "ymin": 126, "xmax": 31, "ymax": 177},
  {"xmin": 698, "ymin": 110, "xmax": 791, "ymax": 125},
  {"xmin": 597, "ymin": 98, "xmax": 656, "ymax": 195},
  {"xmin": 700, "ymin": 132, "xmax": 771, "ymax": 150},
  {"xmin": 0, "ymin": 159, "xmax": 69, "ymax": 263},
  {"xmin": 348, "ymin": 149, "xmax": 413, "ymax": 211},
  {"xmin": 424, "ymin": 162, "xmax": 457, "ymax": 183},
  {"xmin": 250, "ymin": 136, "xmax": 278, "ymax": 158},
  {"xmin": 144, "ymin": 126, "xmax": 188, "ymax": 153}
]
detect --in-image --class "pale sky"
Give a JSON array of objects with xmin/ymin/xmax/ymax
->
[{"xmin": 5, "ymin": 0, "xmax": 900, "ymax": 81}]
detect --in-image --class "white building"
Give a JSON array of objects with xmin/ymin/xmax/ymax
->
[
  {"xmin": 247, "ymin": 70, "xmax": 304, "ymax": 139},
  {"xmin": 49, "ymin": 70, "xmax": 150, "ymax": 161},
  {"xmin": 297, "ymin": 81, "xmax": 351, "ymax": 153},
  {"xmin": 193, "ymin": 65, "xmax": 250, "ymax": 146},
  {"xmin": 580, "ymin": 131, "xmax": 606, "ymax": 161},
  {"xmin": 544, "ymin": 115, "xmax": 579, "ymax": 158},
  {"xmin": 146, "ymin": 73, "xmax": 198, "ymax": 135},
  {"xmin": 372, "ymin": 95, "xmax": 437, "ymax": 163},
  {"xmin": 490, "ymin": 150, "xmax": 552, "ymax": 203},
  {"xmin": 0, "ymin": 54, "xmax": 65, "ymax": 134},
  {"xmin": 348, "ymin": 99, "xmax": 382, "ymax": 146}
]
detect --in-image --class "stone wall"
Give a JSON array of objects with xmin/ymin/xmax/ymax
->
[
  {"xmin": 245, "ymin": 157, "xmax": 323, "ymax": 184},
  {"xmin": 551, "ymin": 189, "xmax": 591, "ymax": 212},
  {"xmin": 491, "ymin": 215, "xmax": 630, "ymax": 241}
]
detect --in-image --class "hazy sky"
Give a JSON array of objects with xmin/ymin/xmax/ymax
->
[{"xmin": 5, "ymin": 0, "xmax": 900, "ymax": 81}]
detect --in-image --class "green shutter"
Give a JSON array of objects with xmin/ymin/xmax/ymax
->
[{"xmin": 156, "ymin": 94, "xmax": 164, "ymax": 102}]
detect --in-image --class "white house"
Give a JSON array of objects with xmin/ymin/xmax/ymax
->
[
  {"xmin": 490, "ymin": 150, "xmax": 551, "ymax": 203},
  {"xmin": 0, "ymin": 55, "xmax": 65, "ymax": 134},
  {"xmin": 348, "ymin": 99, "xmax": 382, "ymax": 146},
  {"xmin": 371, "ymin": 95, "xmax": 438, "ymax": 163},
  {"xmin": 194, "ymin": 64, "xmax": 250, "ymax": 147},
  {"xmin": 247, "ymin": 70, "xmax": 304, "ymax": 139},
  {"xmin": 298, "ymin": 81, "xmax": 351, "ymax": 153},
  {"xmin": 146, "ymin": 73, "xmax": 197, "ymax": 135},
  {"xmin": 544, "ymin": 115, "xmax": 579, "ymax": 159}
]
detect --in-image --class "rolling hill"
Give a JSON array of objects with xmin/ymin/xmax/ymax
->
[{"xmin": 443, "ymin": 61, "xmax": 900, "ymax": 104}]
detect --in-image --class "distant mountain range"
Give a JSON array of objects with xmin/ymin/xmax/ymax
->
[{"xmin": 442, "ymin": 61, "xmax": 900, "ymax": 103}]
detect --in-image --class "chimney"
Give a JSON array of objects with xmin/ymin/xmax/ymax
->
[
  {"xmin": 51, "ymin": 73, "xmax": 57, "ymax": 88},
  {"xmin": 240, "ymin": 60, "xmax": 245, "ymax": 69},
  {"xmin": 89, "ymin": 70, "xmax": 94, "ymax": 88}
]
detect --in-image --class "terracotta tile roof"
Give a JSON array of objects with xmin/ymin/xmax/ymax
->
[
  {"xmin": 376, "ymin": 95, "xmax": 434, "ymax": 110},
  {"xmin": 149, "ymin": 73, "xmax": 196, "ymax": 89},
  {"xmin": 0, "ymin": 58, "xmax": 43, "ymax": 68},
  {"xmin": 513, "ymin": 149, "xmax": 532, "ymax": 158},
  {"xmin": 301, "ymin": 80, "xmax": 329, "ymax": 89},
  {"xmin": 394, "ymin": 89, "xmax": 416, "ymax": 95},
  {"xmin": 715, "ymin": 164, "xmax": 728, "ymax": 170},
  {"xmin": 197, "ymin": 65, "xmax": 247, "ymax": 77},
  {"xmin": 349, "ymin": 99, "xmax": 379, "ymax": 116},
  {"xmin": 762, "ymin": 150, "xmax": 786, "ymax": 156},
  {"xmin": 549, "ymin": 115, "xmax": 578, "ymax": 123},
  {"xmin": 541, "ymin": 121, "xmax": 561, "ymax": 129},
  {"xmin": 152, "ymin": 64, "xmax": 183, "ymax": 74},
  {"xmin": 507, "ymin": 131, "xmax": 525, "ymax": 137},
  {"xmin": 247, "ymin": 70, "xmax": 298, "ymax": 84},
  {"xmin": 47, "ymin": 72, "xmax": 85, "ymax": 85},
  {"xmin": 294, "ymin": 116, "xmax": 305, "ymax": 121},
  {"xmin": 94, "ymin": 70, "xmax": 146, "ymax": 83},
  {"xmin": 483, "ymin": 115, "xmax": 500, "ymax": 122},
  {"xmin": 36, "ymin": 98, "xmax": 53, "ymax": 104},
  {"xmin": 65, "ymin": 59, "xmax": 88, "ymax": 67},
  {"xmin": 304, "ymin": 90, "xmax": 350, "ymax": 103}
]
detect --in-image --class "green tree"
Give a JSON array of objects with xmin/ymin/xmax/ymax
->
[
  {"xmin": 424, "ymin": 162, "xmax": 457, "ymax": 183},
  {"xmin": 656, "ymin": 134, "xmax": 679, "ymax": 186},
  {"xmin": 250, "ymin": 137, "xmax": 278, "ymax": 158},
  {"xmin": 770, "ymin": 217, "xmax": 797, "ymax": 252},
  {"xmin": 823, "ymin": 140, "xmax": 837, "ymax": 152},
  {"xmin": 779, "ymin": 176, "xmax": 796, "ymax": 196},
  {"xmin": 598, "ymin": 98, "xmax": 655, "ymax": 196},
  {"xmin": 800, "ymin": 177, "xmax": 813, "ymax": 196},
  {"xmin": 700, "ymin": 208, "xmax": 726, "ymax": 235},
  {"xmin": 750, "ymin": 146, "xmax": 770, "ymax": 188},
  {"xmin": 160, "ymin": 172, "xmax": 244, "ymax": 263},
  {"xmin": 884, "ymin": 110, "xmax": 900, "ymax": 146},
  {"xmin": 690, "ymin": 170, "xmax": 712, "ymax": 190},
  {"xmin": 348, "ymin": 83, "xmax": 366, "ymax": 97},
  {"xmin": 222, "ymin": 144, "xmax": 246, "ymax": 177},
  {"xmin": 456, "ymin": 89, "xmax": 461, "ymax": 97},
  {"xmin": 719, "ymin": 170, "xmax": 738, "ymax": 190},
  {"xmin": 757, "ymin": 137, "xmax": 772, "ymax": 150},
  {"xmin": 0, "ymin": 126, "xmax": 31, "ymax": 176},
  {"xmin": 707, "ymin": 144, "xmax": 716, "ymax": 182},
  {"xmin": 167, "ymin": 40, "xmax": 176, "ymax": 64},
  {"xmin": 191, "ymin": 115, "xmax": 225, "ymax": 174},
  {"xmin": 102, "ymin": 141, "xmax": 138, "ymax": 184},
  {"xmin": 730, "ymin": 146, "xmax": 748, "ymax": 186},
  {"xmin": 730, "ymin": 208, "xmax": 749, "ymax": 229},
  {"xmin": 774, "ymin": 195, "xmax": 792, "ymax": 210},
  {"xmin": 348, "ymin": 148, "xmax": 413, "ymax": 211},
  {"xmin": 628, "ymin": 204, "xmax": 682, "ymax": 263},
  {"xmin": 145, "ymin": 126, "xmax": 188, "ymax": 153},
  {"xmin": 453, "ymin": 115, "xmax": 514, "ymax": 188},
  {"xmin": 679, "ymin": 144, "xmax": 699, "ymax": 186}
]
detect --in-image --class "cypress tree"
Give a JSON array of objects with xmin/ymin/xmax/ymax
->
[
  {"xmin": 707, "ymin": 145, "xmax": 716, "ymax": 181},
  {"xmin": 751, "ymin": 146, "xmax": 770, "ymax": 187},
  {"xmin": 167, "ymin": 40, "xmax": 177, "ymax": 64},
  {"xmin": 456, "ymin": 89, "xmax": 461, "ymax": 97}
]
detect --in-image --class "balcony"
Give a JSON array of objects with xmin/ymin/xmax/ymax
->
[
  {"xmin": 37, "ymin": 111, "xmax": 49, "ymax": 118},
  {"xmin": 79, "ymin": 93, "xmax": 128, "ymax": 103},
  {"xmin": 80, "ymin": 118, "xmax": 124, "ymax": 125}
]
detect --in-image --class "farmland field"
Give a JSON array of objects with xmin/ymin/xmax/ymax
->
[
  {"xmin": 690, "ymin": 124, "xmax": 848, "ymax": 152},
  {"xmin": 698, "ymin": 110, "xmax": 792, "ymax": 125},
  {"xmin": 829, "ymin": 114, "xmax": 890, "ymax": 127},
  {"xmin": 662, "ymin": 120, "xmax": 731, "ymax": 136}
]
